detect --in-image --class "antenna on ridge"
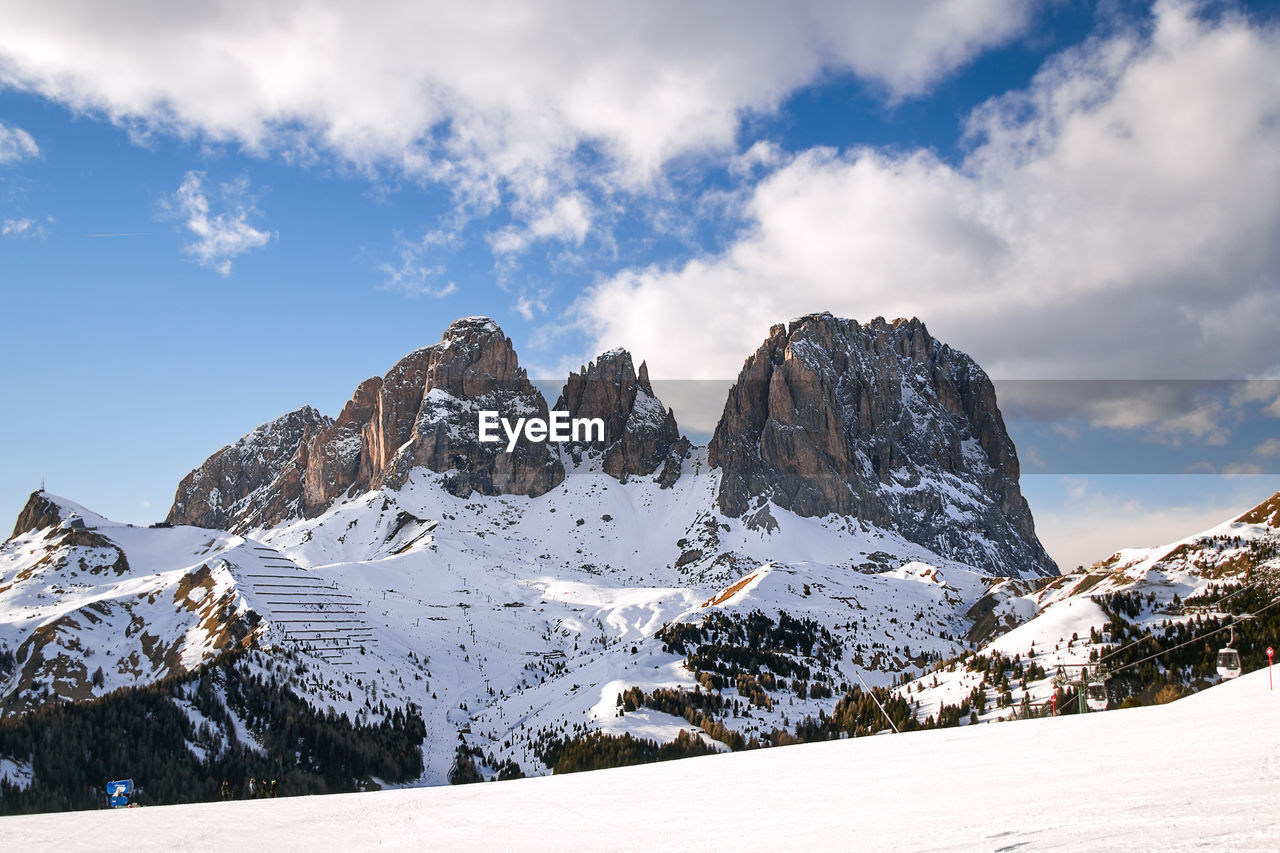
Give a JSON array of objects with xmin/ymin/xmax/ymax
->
[{"xmin": 40, "ymin": 477, "xmax": 45, "ymax": 492}]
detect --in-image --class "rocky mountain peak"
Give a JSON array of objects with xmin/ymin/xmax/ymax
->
[
  {"xmin": 422, "ymin": 315, "xmax": 526, "ymax": 398},
  {"xmin": 555, "ymin": 348, "xmax": 688, "ymax": 485},
  {"xmin": 167, "ymin": 405, "xmax": 331, "ymax": 532},
  {"xmin": 709, "ymin": 313, "xmax": 1055, "ymax": 577},
  {"xmin": 378, "ymin": 317, "xmax": 564, "ymax": 496},
  {"xmin": 9, "ymin": 491, "xmax": 66, "ymax": 541},
  {"xmin": 168, "ymin": 319, "xmax": 568, "ymax": 530}
]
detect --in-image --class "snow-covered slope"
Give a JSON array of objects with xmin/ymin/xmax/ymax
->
[
  {"xmin": 4, "ymin": 667, "xmax": 1275, "ymax": 852},
  {"xmin": 896, "ymin": 491, "xmax": 1280, "ymax": 723},
  {"xmin": 14, "ymin": 436, "xmax": 1272, "ymax": 791},
  {"xmin": 2, "ymin": 448, "xmax": 1043, "ymax": 782}
]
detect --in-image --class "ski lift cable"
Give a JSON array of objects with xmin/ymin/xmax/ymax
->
[
  {"xmin": 1035, "ymin": 594, "xmax": 1276, "ymax": 707},
  {"xmin": 1099, "ymin": 595, "xmax": 1280, "ymax": 679},
  {"xmin": 1093, "ymin": 580, "xmax": 1264, "ymax": 666}
]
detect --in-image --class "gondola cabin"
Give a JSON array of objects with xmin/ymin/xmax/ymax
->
[
  {"xmin": 1086, "ymin": 680, "xmax": 1108, "ymax": 711},
  {"xmin": 1216, "ymin": 647, "xmax": 1242, "ymax": 679}
]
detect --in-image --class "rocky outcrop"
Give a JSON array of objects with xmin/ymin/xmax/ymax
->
[
  {"xmin": 166, "ymin": 406, "xmax": 331, "ymax": 532},
  {"xmin": 167, "ymin": 313, "xmax": 1053, "ymax": 576},
  {"xmin": 168, "ymin": 318, "xmax": 564, "ymax": 530},
  {"xmin": 9, "ymin": 491, "xmax": 66, "ymax": 540},
  {"xmin": 1237, "ymin": 491, "xmax": 1280, "ymax": 528},
  {"xmin": 304, "ymin": 376, "xmax": 383, "ymax": 516},
  {"xmin": 709, "ymin": 313, "xmax": 1055, "ymax": 577},
  {"xmin": 555, "ymin": 349, "xmax": 688, "ymax": 485},
  {"xmin": 378, "ymin": 317, "xmax": 564, "ymax": 497},
  {"xmin": 361, "ymin": 347, "xmax": 433, "ymax": 485}
]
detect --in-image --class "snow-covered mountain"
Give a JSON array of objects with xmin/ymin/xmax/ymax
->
[{"xmin": 3, "ymin": 313, "xmax": 1069, "ymax": 796}]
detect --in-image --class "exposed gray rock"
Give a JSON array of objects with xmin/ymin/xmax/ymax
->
[
  {"xmin": 555, "ymin": 349, "xmax": 687, "ymax": 486},
  {"xmin": 166, "ymin": 405, "xmax": 331, "ymax": 532},
  {"xmin": 379, "ymin": 317, "xmax": 564, "ymax": 498},
  {"xmin": 708, "ymin": 313, "xmax": 1056, "ymax": 577}
]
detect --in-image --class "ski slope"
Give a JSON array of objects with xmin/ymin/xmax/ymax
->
[{"xmin": 4, "ymin": 668, "xmax": 1275, "ymax": 852}]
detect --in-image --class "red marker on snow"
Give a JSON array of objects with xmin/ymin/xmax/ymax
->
[{"xmin": 1268, "ymin": 647, "xmax": 1274, "ymax": 691}]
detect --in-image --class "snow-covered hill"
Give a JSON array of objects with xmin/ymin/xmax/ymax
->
[
  {"xmin": 4, "ymin": 665, "xmax": 1275, "ymax": 852},
  {"xmin": 896, "ymin": 491, "xmax": 1280, "ymax": 724},
  {"xmin": 2, "ymin": 446, "xmax": 1044, "ymax": 783}
]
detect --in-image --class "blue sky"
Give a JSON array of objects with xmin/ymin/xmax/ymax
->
[{"xmin": 2, "ymin": 0, "xmax": 1278, "ymax": 569}]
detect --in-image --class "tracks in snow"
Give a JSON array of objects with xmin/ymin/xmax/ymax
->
[{"xmin": 236, "ymin": 544, "xmax": 377, "ymax": 672}]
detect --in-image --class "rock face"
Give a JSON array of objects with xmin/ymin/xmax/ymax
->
[
  {"xmin": 378, "ymin": 317, "xmax": 564, "ymax": 497},
  {"xmin": 167, "ymin": 406, "xmax": 331, "ymax": 531},
  {"xmin": 304, "ymin": 376, "xmax": 383, "ymax": 516},
  {"xmin": 168, "ymin": 318, "xmax": 563, "ymax": 530},
  {"xmin": 9, "ymin": 491, "xmax": 66, "ymax": 541},
  {"xmin": 168, "ymin": 313, "xmax": 1054, "ymax": 577},
  {"xmin": 555, "ymin": 349, "xmax": 689, "ymax": 485},
  {"xmin": 362, "ymin": 347, "xmax": 433, "ymax": 485},
  {"xmin": 708, "ymin": 313, "xmax": 1056, "ymax": 577}
]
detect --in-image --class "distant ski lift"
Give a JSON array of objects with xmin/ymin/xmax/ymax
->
[
  {"xmin": 1086, "ymin": 680, "xmax": 1108, "ymax": 711},
  {"xmin": 1217, "ymin": 625, "xmax": 1242, "ymax": 680}
]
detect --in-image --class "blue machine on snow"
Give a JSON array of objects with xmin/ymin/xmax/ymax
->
[{"xmin": 107, "ymin": 778, "xmax": 133, "ymax": 808}]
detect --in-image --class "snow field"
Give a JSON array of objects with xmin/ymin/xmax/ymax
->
[{"xmin": 3, "ymin": 668, "xmax": 1275, "ymax": 852}]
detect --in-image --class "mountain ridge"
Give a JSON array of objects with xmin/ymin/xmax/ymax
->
[{"xmin": 164, "ymin": 314, "xmax": 1052, "ymax": 577}]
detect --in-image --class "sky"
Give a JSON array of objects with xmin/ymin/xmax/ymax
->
[{"xmin": 1, "ymin": 0, "xmax": 1278, "ymax": 570}]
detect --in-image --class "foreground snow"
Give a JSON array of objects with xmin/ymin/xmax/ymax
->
[{"xmin": 4, "ymin": 668, "xmax": 1275, "ymax": 852}]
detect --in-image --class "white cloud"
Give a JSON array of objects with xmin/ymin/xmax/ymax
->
[
  {"xmin": 0, "ymin": 1, "xmax": 1031, "ymax": 212},
  {"xmin": 576, "ymin": 2, "xmax": 1280, "ymax": 381},
  {"xmin": 513, "ymin": 288, "xmax": 551, "ymax": 322},
  {"xmin": 2, "ymin": 214, "xmax": 53, "ymax": 238},
  {"xmin": 1084, "ymin": 388, "xmax": 1230, "ymax": 446},
  {"xmin": 1257, "ymin": 438, "xmax": 1280, "ymax": 457},
  {"xmin": 167, "ymin": 172, "xmax": 272, "ymax": 276},
  {"xmin": 490, "ymin": 194, "xmax": 593, "ymax": 255},
  {"xmin": 2, "ymin": 217, "xmax": 33, "ymax": 236},
  {"xmin": 1223, "ymin": 462, "xmax": 1263, "ymax": 476},
  {"xmin": 0, "ymin": 120, "xmax": 39, "ymax": 163}
]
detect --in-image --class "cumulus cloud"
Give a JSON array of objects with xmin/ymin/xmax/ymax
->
[
  {"xmin": 576, "ymin": 2, "xmax": 1280, "ymax": 383},
  {"xmin": 490, "ymin": 194, "xmax": 593, "ymax": 255},
  {"xmin": 0, "ymin": 120, "xmax": 39, "ymax": 163},
  {"xmin": 0, "ymin": 1, "xmax": 1030, "ymax": 210},
  {"xmin": 167, "ymin": 172, "xmax": 272, "ymax": 276}
]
